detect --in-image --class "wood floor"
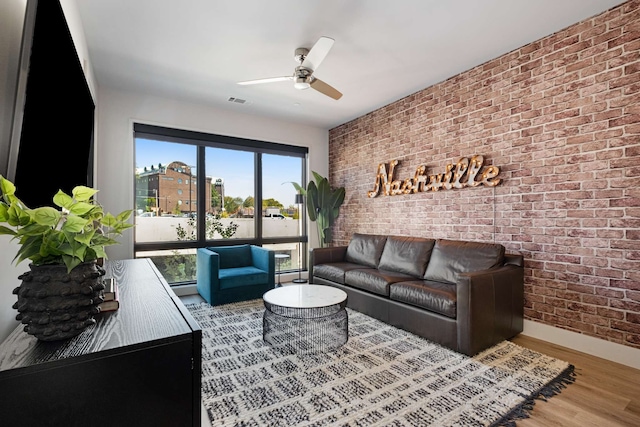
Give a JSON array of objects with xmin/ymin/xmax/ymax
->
[
  {"xmin": 180, "ymin": 294, "xmax": 640, "ymax": 426},
  {"xmin": 510, "ymin": 335, "xmax": 640, "ymax": 427}
]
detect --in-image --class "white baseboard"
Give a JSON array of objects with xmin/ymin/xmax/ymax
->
[
  {"xmin": 172, "ymin": 284, "xmax": 198, "ymax": 296},
  {"xmin": 522, "ymin": 319, "xmax": 640, "ymax": 370}
]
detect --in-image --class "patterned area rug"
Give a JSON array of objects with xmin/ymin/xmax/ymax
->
[{"xmin": 186, "ymin": 299, "xmax": 575, "ymax": 427}]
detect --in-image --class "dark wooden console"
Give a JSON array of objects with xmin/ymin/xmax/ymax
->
[{"xmin": 0, "ymin": 258, "xmax": 202, "ymax": 427}]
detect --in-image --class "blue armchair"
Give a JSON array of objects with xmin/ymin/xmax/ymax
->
[{"xmin": 196, "ymin": 244, "xmax": 275, "ymax": 306}]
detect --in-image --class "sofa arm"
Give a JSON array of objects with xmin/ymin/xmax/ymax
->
[
  {"xmin": 251, "ymin": 246, "xmax": 275, "ymax": 287},
  {"xmin": 309, "ymin": 246, "xmax": 348, "ymax": 284},
  {"xmin": 456, "ymin": 264, "xmax": 524, "ymax": 356},
  {"xmin": 310, "ymin": 246, "xmax": 348, "ymax": 265}
]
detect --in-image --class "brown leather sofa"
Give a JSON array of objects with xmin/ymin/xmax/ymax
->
[{"xmin": 310, "ymin": 233, "xmax": 524, "ymax": 356}]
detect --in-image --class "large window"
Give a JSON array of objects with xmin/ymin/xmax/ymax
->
[
  {"xmin": 133, "ymin": 124, "xmax": 307, "ymax": 285},
  {"xmin": 135, "ymin": 139, "xmax": 198, "ymax": 241},
  {"xmin": 205, "ymin": 147, "xmax": 255, "ymax": 239}
]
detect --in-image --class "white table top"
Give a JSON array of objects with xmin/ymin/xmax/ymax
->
[{"xmin": 263, "ymin": 285, "xmax": 347, "ymax": 309}]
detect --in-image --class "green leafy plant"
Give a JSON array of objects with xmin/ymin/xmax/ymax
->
[
  {"xmin": 175, "ymin": 214, "xmax": 239, "ymax": 240},
  {"xmin": 149, "ymin": 252, "xmax": 197, "ymax": 284},
  {"xmin": 290, "ymin": 171, "xmax": 345, "ymax": 247},
  {"xmin": 0, "ymin": 175, "xmax": 134, "ymax": 272}
]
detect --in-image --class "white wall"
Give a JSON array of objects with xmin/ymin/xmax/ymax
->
[
  {"xmin": 60, "ymin": 0, "xmax": 97, "ymax": 100},
  {"xmin": 0, "ymin": 237, "xmax": 24, "ymax": 340},
  {"xmin": 0, "ymin": 0, "xmax": 28, "ymax": 177},
  {"xmin": 95, "ymin": 87, "xmax": 329, "ymax": 261},
  {"xmin": 135, "ymin": 217, "xmax": 302, "ymax": 241}
]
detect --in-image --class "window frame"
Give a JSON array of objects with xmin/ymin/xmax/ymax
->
[{"xmin": 133, "ymin": 123, "xmax": 309, "ymax": 284}]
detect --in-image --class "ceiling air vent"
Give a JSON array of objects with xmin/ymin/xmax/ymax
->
[{"xmin": 228, "ymin": 97, "xmax": 247, "ymax": 104}]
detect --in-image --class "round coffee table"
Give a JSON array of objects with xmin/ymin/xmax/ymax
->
[{"xmin": 263, "ymin": 285, "xmax": 348, "ymax": 354}]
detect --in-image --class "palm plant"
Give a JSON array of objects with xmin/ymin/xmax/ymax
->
[{"xmin": 290, "ymin": 171, "xmax": 345, "ymax": 247}]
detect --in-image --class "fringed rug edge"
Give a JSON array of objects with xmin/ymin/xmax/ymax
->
[{"xmin": 490, "ymin": 364, "xmax": 577, "ymax": 427}]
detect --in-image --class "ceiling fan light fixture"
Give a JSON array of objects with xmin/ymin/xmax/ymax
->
[{"xmin": 294, "ymin": 76, "xmax": 310, "ymax": 90}]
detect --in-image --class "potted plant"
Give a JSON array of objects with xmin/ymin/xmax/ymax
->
[
  {"xmin": 290, "ymin": 171, "xmax": 345, "ymax": 248},
  {"xmin": 0, "ymin": 175, "xmax": 133, "ymax": 341}
]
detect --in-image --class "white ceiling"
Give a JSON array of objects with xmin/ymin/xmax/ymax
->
[{"xmin": 76, "ymin": 0, "xmax": 627, "ymax": 130}]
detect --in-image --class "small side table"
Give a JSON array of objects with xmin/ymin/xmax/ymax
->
[{"xmin": 274, "ymin": 253, "xmax": 290, "ymax": 287}]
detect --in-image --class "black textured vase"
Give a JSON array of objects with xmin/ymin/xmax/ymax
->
[{"xmin": 12, "ymin": 262, "xmax": 106, "ymax": 341}]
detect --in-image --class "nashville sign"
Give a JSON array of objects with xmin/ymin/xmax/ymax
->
[{"xmin": 367, "ymin": 155, "xmax": 501, "ymax": 198}]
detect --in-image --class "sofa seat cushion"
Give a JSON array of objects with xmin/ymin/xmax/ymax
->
[
  {"xmin": 378, "ymin": 236, "xmax": 435, "ymax": 278},
  {"xmin": 424, "ymin": 239, "xmax": 505, "ymax": 284},
  {"xmin": 345, "ymin": 233, "xmax": 388, "ymax": 268},
  {"xmin": 313, "ymin": 262, "xmax": 363, "ymax": 285},
  {"xmin": 219, "ymin": 266, "xmax": 268, "ymax": 290},
  {"xmin": 390, "ymin": 280, "xmax": 457, "ymax": 318},
  {"xmin": 345, "ymin": 268, "xmax": 415, "ymax": 297}
]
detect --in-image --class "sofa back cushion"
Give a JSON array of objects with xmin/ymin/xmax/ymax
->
[
  {"xmin": 423, "ymin": 239, "xmax": 505, "ymax": 284},
  {"xmin": 378, "ymin": 236, "xmax": 436, "ymax": 278},
  {"xmin": 345, "ymin": 233, "xmax": 388, "ymax": 268},
  {"xmin": 208, "ymin": 244, "xmax": 252, "ymax": 269}
]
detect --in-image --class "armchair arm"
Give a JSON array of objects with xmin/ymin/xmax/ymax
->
[
  {"xmin": 456, "ymin": 263, "xmax": 524, "ymax": 356},
  {"xmin": 196, "ymin": 248, "xmax": 221, "ymax": 303},
  {"xmin": 250, "ymin": 246, "xmax": 275, "ymax": 287}
]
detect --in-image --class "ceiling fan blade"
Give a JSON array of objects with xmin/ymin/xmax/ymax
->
[
  {"xmin": 237, "ymin": 76, "xmax": 292, "ymax": 85},
  {"xmin": 310, "ymin": 78, "xmax": 342, "ymax": 100},
  {"xmin": 301, "ymin": 36, "xmax": 335, "ymax": 71}
]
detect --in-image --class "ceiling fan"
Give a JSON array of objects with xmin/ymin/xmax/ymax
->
[{"xmin": 237, "ymin": 36, "xmax": 343, "ymax": 100}]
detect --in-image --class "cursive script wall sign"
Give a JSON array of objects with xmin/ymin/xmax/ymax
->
[{"xmin": 367, "ymin": 155, "xmax": 501, "ymax": 198}]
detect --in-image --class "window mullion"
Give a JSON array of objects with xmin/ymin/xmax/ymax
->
[
  {"xmin": 255, "ymin": 152, "xmax": 263, "ymax": 244},
  {"xmin": 197, "ymin": 145, "xmax": 206, "ymax": 243}
]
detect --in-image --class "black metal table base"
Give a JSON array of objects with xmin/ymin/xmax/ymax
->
[{"xmin": 263, "ymin": 303, "xmax": 348, "ymax": 354}]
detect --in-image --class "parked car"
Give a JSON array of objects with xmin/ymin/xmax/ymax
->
[{"xmin": 265, "ymin": 213, "xmax": 286, "ymax": 219}]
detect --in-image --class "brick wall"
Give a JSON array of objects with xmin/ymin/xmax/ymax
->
[{"xmin": 328, "ymin": 1, "xmax": 640, "ymax": 349}]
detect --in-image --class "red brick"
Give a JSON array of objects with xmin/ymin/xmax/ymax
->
[
  {"xmin": 555, "ymin": 308, "xmax": 582, "ymax": 320},
  {"xmin": 596, "ymin": 306, "xmax": 625, "ymax": 319},
  {"xmin": 556, "ymin": 290, "xmax": 581, "ymax": 301},
  {"xmin": 560, "ymin": 318, "xmax": 596, "ymax": 334},
  {"xmin": 583, "ymin": 314, "xmax": 610, "ymax": 327},
  {"xmin": 611, "ymin": 320, "xmax": 640, "ymax": 334},
  {"xmin": 581, "ymin": 295, "xmax": 610, "ymax": 306},
  {"xmin": 611, "ymin": 299, "xmax": 640, "ymax": 312},
  {"xmin": 627, "ymin": 313, "xmax": 640, "ymax": 324},
  {"xmin": 524, "ymin": 309, "xmax": 543, "ymax": 320},
  {"xmin": 593, "ymin": 28, "xmax": 623, "ymax": 45},
  {"xmin": 611, "ymin": 280, "xmax": 640, "ymax": 291},
  {"xmin": 566, "ymin": 302, "xmax": 598, "ymax": 315},
  {"xmin": 594, "ymin": 326, "xmax": 624, "ymax": 341},
  {"xmin": 624, "ymin": 334, "xmax": 640, "ymax": 347},
  {"xmin": 565, "ymin": 283, "xmax": 595, "ymax": 294}
]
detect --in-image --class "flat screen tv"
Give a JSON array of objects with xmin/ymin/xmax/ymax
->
[{"xmin": 3, "ymin": 0, "xmax": 95, "ymax": 208}]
